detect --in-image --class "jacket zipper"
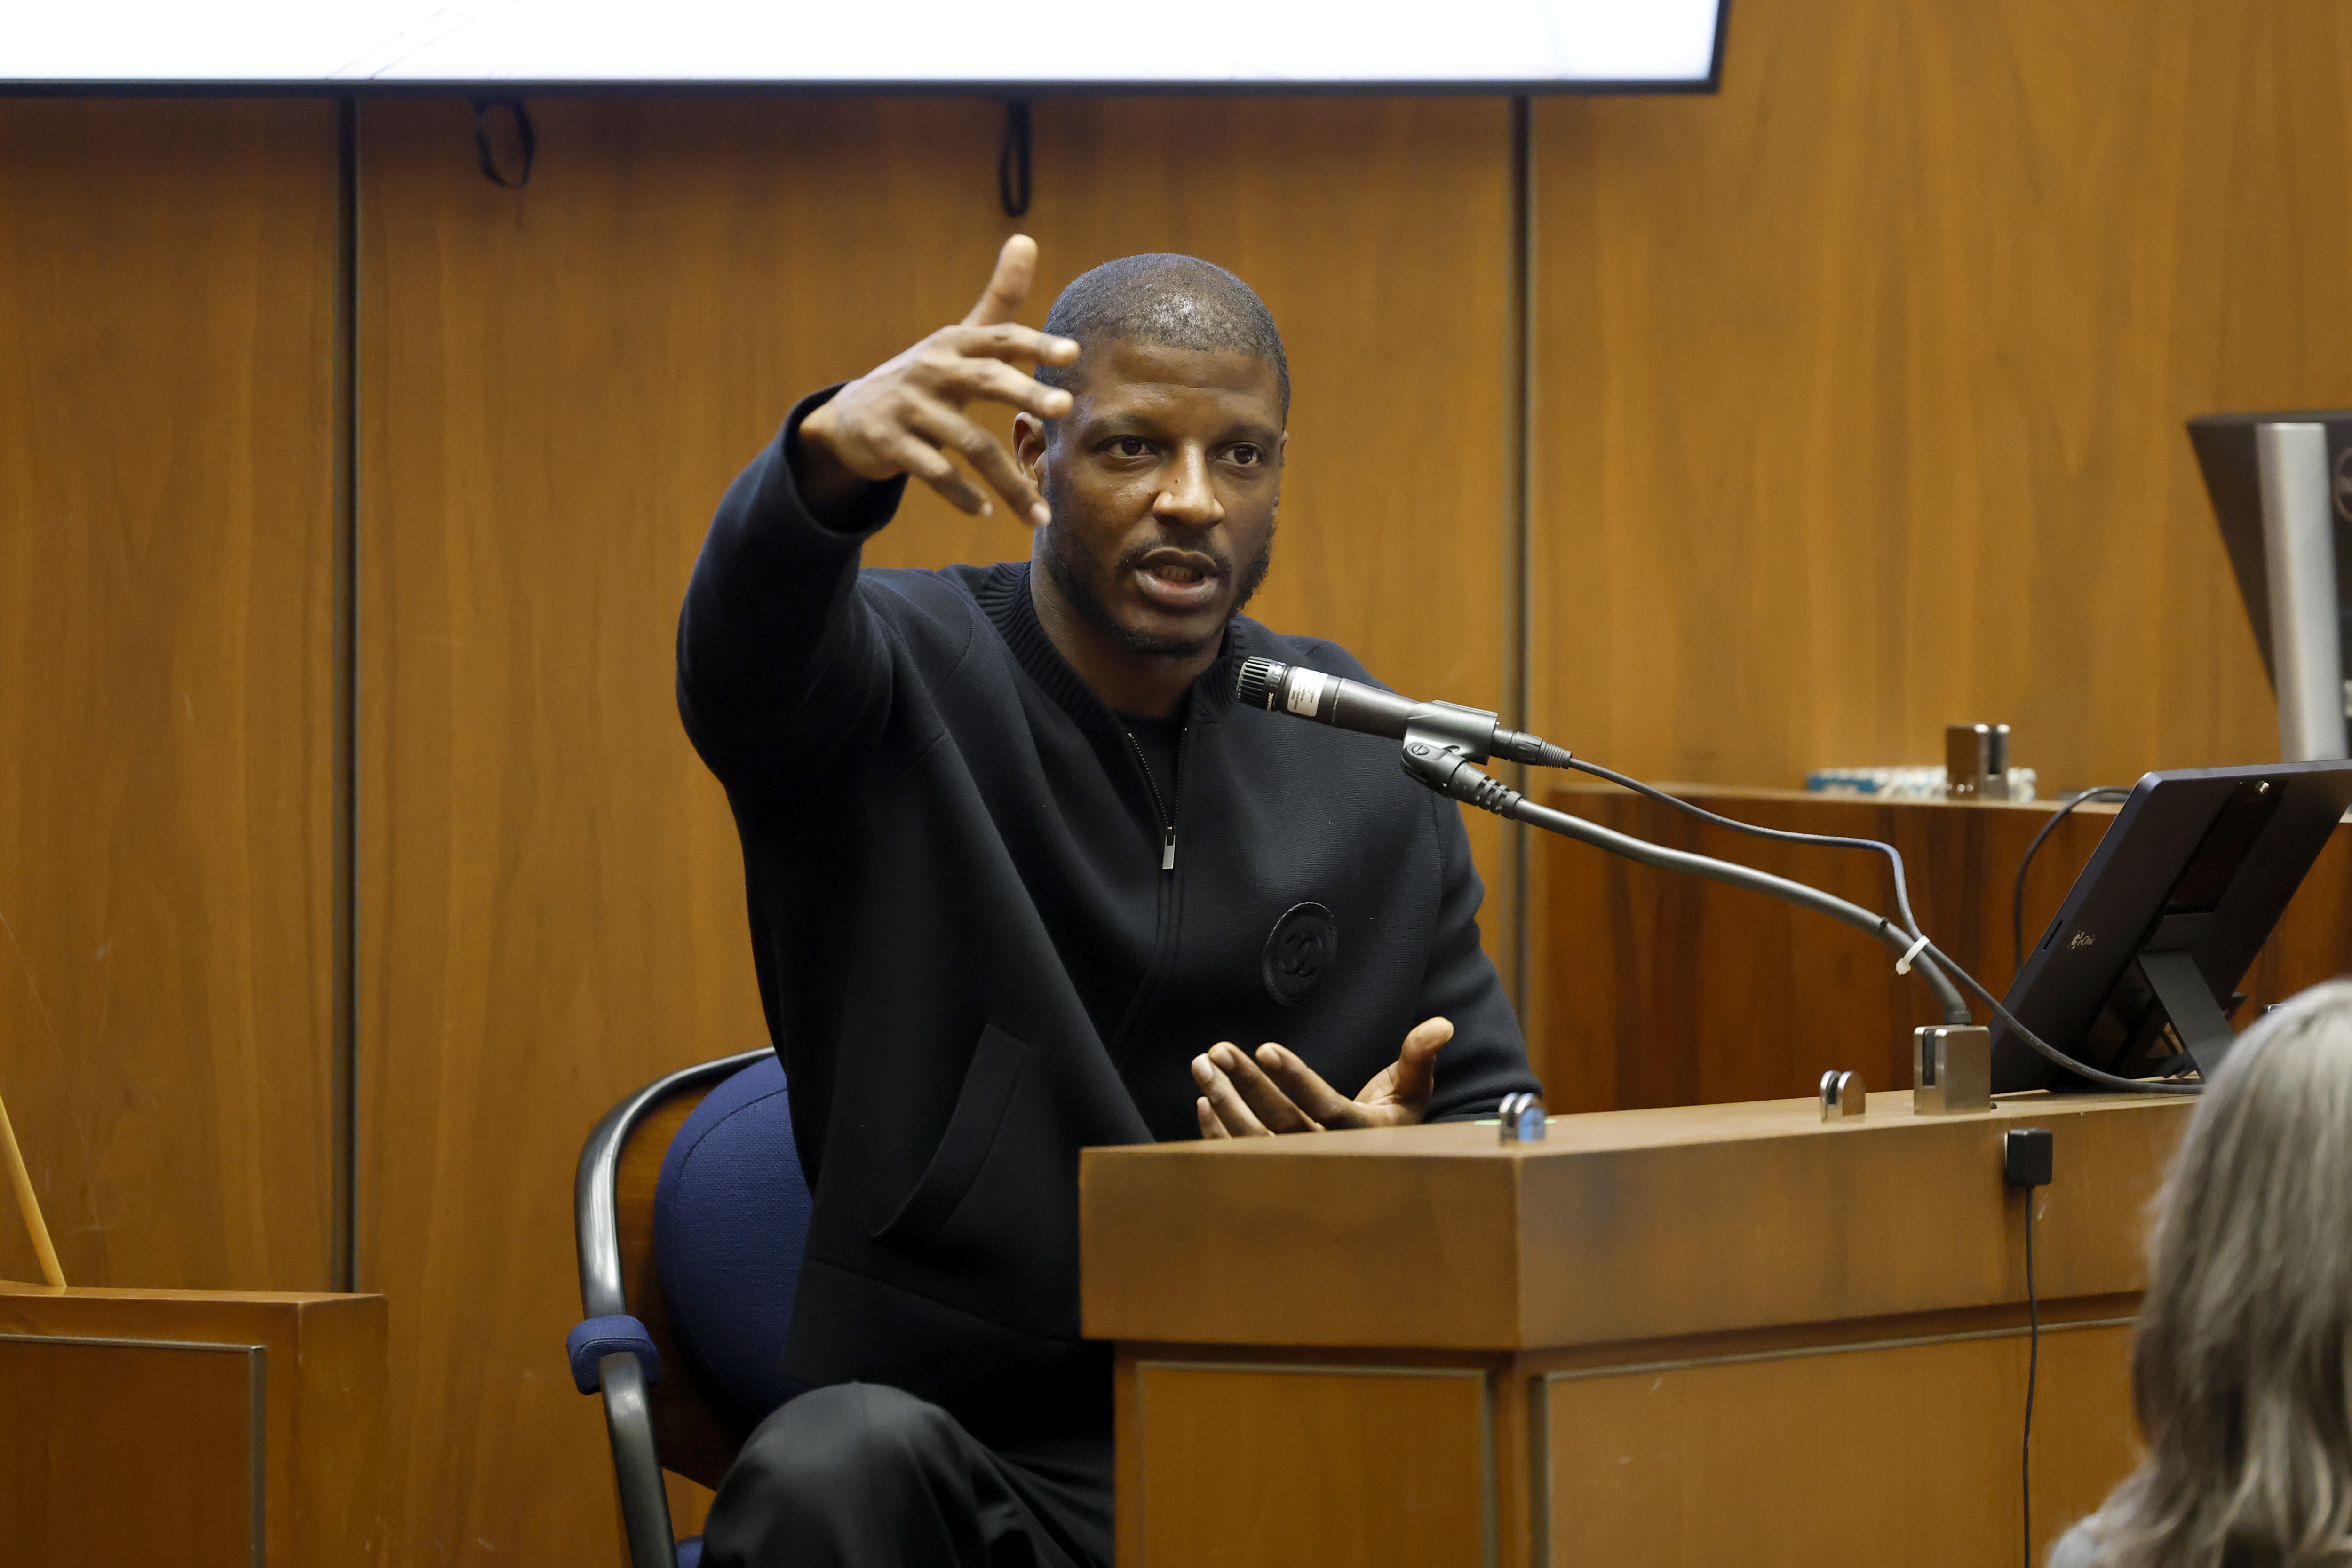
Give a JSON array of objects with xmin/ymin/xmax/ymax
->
[
  {"xmin": 1123, "ymin": 728, "xmax": 1179, "ymax": 871},
  {"xmin": 1108, "ymin": 720, "xmax": 1191, "ymax": 1064}
]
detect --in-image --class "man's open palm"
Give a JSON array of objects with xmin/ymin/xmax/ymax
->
[
  {"xmin": 794, "ymin": 233, "xmax": 1079, "ymax": 526},
  {"xmin": 1192, "ymin": 1017, "xmax": 1454, "ymax": 1139}
]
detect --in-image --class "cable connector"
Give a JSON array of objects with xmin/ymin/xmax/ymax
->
[
  {"xmin": 2003, "ymin": 1126, "xmax": 2053, "ymax": 1189},
  {"xmin": 1493, "ymin": 730, "xmax": 1574, "ymax": 769},
  {"xmin": 1400, "ymin": 730, "xmax": 1525, "ymax": 817}
]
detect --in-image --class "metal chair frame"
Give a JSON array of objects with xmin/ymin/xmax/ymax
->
[{"xmin": 574, "ymin": 1046, "xmax": 775, "ymax": 1568}]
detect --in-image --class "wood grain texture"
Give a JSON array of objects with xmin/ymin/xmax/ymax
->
[
  {"xmin": 1081, "ymin": 1091, "xmax": 2186, "ymax": 1349},
  {"xmin": 1127, "ymin": 1361, "xmax": 1492, "ymax": 1567},
  {"xmin": 1531, "ymin": 0, "xmax": 2352, "ymax": 795},
  {"xmin": 1542, "ymin": 1320, "xmax": 2137, "ymax": 1567},
  {"xmin": 0, "ymin": 99, "xmax": 339, "ymax": 1291},
  {"xmin": 1, "ymin": 1336, "xmax": 258, "ymax": 1568},
  {"xmin": 356, "ymin": 95, "xmax": 1511, "ymax": 1566},
  {"xmin": 1533, "ymin": 785, "xmax": 2352, "ymax": 1108},
  {"xmin": 0, "ymin": 1283, "xmax": 388, "ymax": 1567}
]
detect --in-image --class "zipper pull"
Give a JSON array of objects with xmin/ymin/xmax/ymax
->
[{"xmin": 1161, "ymin": 825, "xmax": 1176, "ymax": 871}]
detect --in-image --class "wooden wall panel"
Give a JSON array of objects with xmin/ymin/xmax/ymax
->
[
  {"xmin": 1525, "ymin": 0, "xmax": 2352, "ymax": 1064},
  {"xmin": 0, "ymin": 100, "xmax": 339, "ymax": 1291},
  {"xmin": 357, "ymin": 95, "xmax": 1510, "ymax": 1567},
  {"xmin": 1531, "ymin": 0, "xmax": 2352, "ymax": 793}
]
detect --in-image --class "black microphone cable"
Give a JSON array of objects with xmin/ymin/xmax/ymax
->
[{"xmin": 1562, "ymin": 756, "xmax": 1930, "ymax": 948}]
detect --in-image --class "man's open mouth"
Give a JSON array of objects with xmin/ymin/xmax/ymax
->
[{"xmin": 1130, "ymin": 549, "xmax": 1225, "ymax": 610}]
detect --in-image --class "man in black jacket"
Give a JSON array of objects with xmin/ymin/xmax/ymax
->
[{"xmin": 681, "ymin": 236, "xmax": 1539, "ymax": 1568}]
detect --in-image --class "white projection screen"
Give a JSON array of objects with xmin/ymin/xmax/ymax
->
[{"xmin": 3, "ymin": 0, "xmax": 1726, "ymax": 91}]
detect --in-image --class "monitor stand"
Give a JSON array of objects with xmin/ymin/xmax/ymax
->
[{"xmin": 2135, "ymin": 949, "xmax": 2240, "ymax": 1078}]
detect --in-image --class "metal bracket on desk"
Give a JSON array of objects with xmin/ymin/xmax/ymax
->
[{"xmin": 1914, "ymin": 1026, "xmax": 1991, "ymax": 1115}]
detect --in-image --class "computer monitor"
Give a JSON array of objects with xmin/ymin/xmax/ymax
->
[
  {"xmin": 2187, "ymin": 412, "xmax": 2352, "ymax": 760},
  {"xmin": 1, "ymin": 0, "xmax": 1727, "ymax": 89},
  {"xmin": 1989, "ymin": 760, "xmax": 2352, "ymax": 1093}
]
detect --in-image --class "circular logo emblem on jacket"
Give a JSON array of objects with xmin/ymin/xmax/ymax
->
[{"xmin": 1262, "ymin": 902, "xmax": 1338, "ymax": 1007}]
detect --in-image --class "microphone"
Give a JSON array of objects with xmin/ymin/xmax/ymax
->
[{"xmin": 1234, "ymin": 656, "xmax": 1573, "ymax": 768}]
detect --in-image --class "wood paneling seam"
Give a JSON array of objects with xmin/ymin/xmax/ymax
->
[
  {"xmin": 1537, "ymin": 1313, "xmax": 2134, "ymax": 1383},
  {"xmin": 331, "ymin": 92, "xmax": 361, "ymax": 1298}
]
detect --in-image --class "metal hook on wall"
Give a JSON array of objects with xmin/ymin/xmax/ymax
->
[
  {"xmin": 473, "ymin": 98, "xmax": 537, "ymax": 189},
  {"xmin": 999, "ymin": 101, "xmax": 1033, "ymax": 219}
]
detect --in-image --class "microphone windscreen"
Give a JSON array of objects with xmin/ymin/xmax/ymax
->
[{"xmin": 1235, "ymin": 657, "xmax": 1287, "ymax": 711}]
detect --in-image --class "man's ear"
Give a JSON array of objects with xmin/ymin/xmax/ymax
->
[{"xmin": 1012, "ymin": 412, "xmax": 1049, "ymax": 480}]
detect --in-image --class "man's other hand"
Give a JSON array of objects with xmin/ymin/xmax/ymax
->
[
  {"xmin": 795, "ymin": 234, "xmax": 1080, "ymax": 527},
  {"xmin": 1192, "ymin": 1017, "xmax": 1454, "ymax": 1139}
]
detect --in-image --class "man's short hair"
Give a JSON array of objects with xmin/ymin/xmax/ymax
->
[{"xmin": 1037, "ymin": 253, "xmax": 1290, "ymax": 417}]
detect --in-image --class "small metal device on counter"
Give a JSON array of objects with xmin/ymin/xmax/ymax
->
[
  {"xmin": 1818, "ymin": 1069, "xmax": 1867, "ymax": 1120},
  {"xmin": 1498, "ymin": 1091, "xmax": 1546, "ymax": 1143},
  {"xmin": 1946, "ymin": 724, "xmax": 2014, "ymax": 800},
  {"xmin": 1914, "ymin": 1024, "xmax": 1993, "ymax": 1114}
]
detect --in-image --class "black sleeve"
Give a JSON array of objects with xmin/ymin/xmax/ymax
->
[
  {"xmin": 1419, "ymin": 796, "xmax": 1545, "ymax": 1121},
  {"xmin": 676, "ymin": 387, "xmax": 912, "ymax": 795}
]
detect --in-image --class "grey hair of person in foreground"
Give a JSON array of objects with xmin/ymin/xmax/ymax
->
[{"xmin": 2055, "ymin": 979, "xmax": 2352, "ymax": 1568}]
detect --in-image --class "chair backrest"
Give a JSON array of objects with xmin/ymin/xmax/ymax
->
[
  {"xmin": 602, "ymin": 1053, "xmax": 810, "ymax": 1491},
  {"xmin": 607, "ymin": 1076, "xmax": 755, "ymax": 1488},
  {"xmin": 654, "ymin": 1055, "xmax": 811, "ymax": 1429}
]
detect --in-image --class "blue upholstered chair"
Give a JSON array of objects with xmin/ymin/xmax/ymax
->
[{"xmin": 568, "ymin": 1049, "xmax": 812, "ymax": 1568}]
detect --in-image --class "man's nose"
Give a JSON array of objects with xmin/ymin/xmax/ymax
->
[{"xmin": 1153, "ymin": 447, "xmax": 1224, "ymax": 530}]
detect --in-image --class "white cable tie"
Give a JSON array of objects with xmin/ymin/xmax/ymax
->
[{"xmin": 1895, "ymin": 934, "xmax": 1931, "ymax": 975}]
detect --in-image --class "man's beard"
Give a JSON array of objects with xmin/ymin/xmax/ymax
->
[{"xmin": 1038, "ymin": 506, "xmax": 1276, "ymax": 661}]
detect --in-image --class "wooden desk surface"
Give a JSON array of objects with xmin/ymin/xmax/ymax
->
[{"xmin": 1081, "ymin": 1092, "xmax": 2187, "ymax": 1351}]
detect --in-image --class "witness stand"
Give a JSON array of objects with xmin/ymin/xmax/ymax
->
[{"xmin": 1082, "ymin": 1091, "xmax": 2186, "ymax": 1567}]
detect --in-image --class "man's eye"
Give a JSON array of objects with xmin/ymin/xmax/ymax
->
[
  {"xmin": 1229, "ymin": 445, "xmax": 1262, "ymax": 466},
  {"xmin": 1112, "ymin": 437, "xmax": 1152, "ymax": 458}
]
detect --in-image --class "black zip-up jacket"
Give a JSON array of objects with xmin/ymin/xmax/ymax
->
[{"xmin": 678, "ymin": 390, "xmax": 1539, "ymax": 1438}]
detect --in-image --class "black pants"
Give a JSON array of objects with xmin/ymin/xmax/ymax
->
[{"xmin": 700, "ymin": 1383, "xmax": 1115, "ymax": 1568}]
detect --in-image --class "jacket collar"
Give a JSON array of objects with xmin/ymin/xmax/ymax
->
[{"xmin": 974, "ymin": 561, "xmax": 1246, "ymax": 735}]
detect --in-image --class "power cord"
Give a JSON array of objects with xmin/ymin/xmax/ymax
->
[
  {"xmin": 2012, "ymin": 788, "xmax": 2132, "ymax": 970},
  {"xmin": 2004, "ymin": 1128, "xmax": 2054, "ymax": 1568}
]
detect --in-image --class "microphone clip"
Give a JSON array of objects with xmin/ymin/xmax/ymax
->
[{"xmin": 1401, "ymin": 714, "xmax": 1524, "ymax": 817}]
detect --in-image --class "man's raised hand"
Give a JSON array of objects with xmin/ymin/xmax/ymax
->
[
  {"xmin": 794, "ymin": 234, "xmax": 1079, "ymax": 527},
  {"xmin": 1192, "ymin": 1017, "xmax": 1454, "ymax": 1139}
]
